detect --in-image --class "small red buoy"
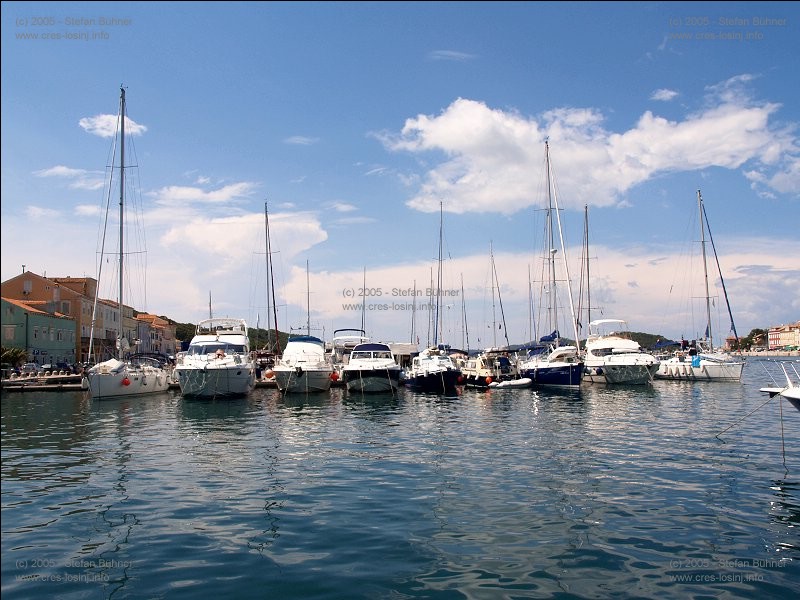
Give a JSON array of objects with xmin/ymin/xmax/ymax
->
[
  {"xmin": 122, "ymin": 377, "xmax": 131, "ymax": 386},
  {"xmin": 330, "ymin": 372, "xmax": 339, "ymax": 381},
  {"xmin": 457, "ymin": 375, "xmax": 464, "ymax": 383},
  {"xmin": 485, "ymin": 376, "xmax": 493, "ymax": 385},
  {"xmin": 265, "ymin": 370, "xmax": 275, "ymax": 379}
]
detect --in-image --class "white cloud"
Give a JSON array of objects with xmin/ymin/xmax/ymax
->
[
  {"xmin": 427, "ymin": 50, "xmax": 477, "ymax": 61},
  {"xmin": 78, "ymin": 114, "xmax": 147, "ymax": 138},
  {"xmin": 378, "ymin": 76, "xmax": 797, "ymax": 213},
  {"xmin": 284, "ymin": 136, "xmax": 319, "ymax": 145},
  {"xmin": 651, "ymin": 88, "xmax": 679, "ymax": 101},
  {"xmin": 33, "ymin": 165, "xmax": 105, "ymax": 190},
  {"xmin": 329, "ymin": 202, "xmax": 357, "ymax": 212},
  {"xmin": 150, "ymin": 181, "xmax": 259, "ymax": 205}
]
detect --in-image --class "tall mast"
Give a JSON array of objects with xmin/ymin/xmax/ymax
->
[
  {"xmin": 584, "ymin": 204, "xmax": 591, "ymax": 330},
  {"xmin": 361, "ymin": 266, "xmax": 367, "ymax": 334},
  {"xmin": 490, "ymin": 242, "xmax": 510, "ymax": 348},
  {"xmin": 698, "ymin": 189, "xmax": 714, "ymax": 350},
  {"xmin": 264, "ymin": 201, "xmax": 280, "ymax": 353},
  {"xmin": 117, "ymin": 86, "xmax": 126, "ymax": 359},
  {"xmin": 490, "ymin": 241, "xmax": 497, "ymax": 347},
  {"xmin": 306, "ymin": 260, "xmax": 311, "ymax": 336},
  {"xmin": 544, "ymin": 141, "xmax": 557, "ymax": 338},
  {"xmin": 434, "ymin": 201, "xmax": 443, "ymax": 346},
  {"xmin": 460, "ymin": 273, "xmax": 469, "ymax": 351},
  {"xmin": 410, "ymin": 279, "xmax": 417, "ymax": 345},
  {"xmin": 544, "ymin": 139, "xmax": 580, "ymax": 349}
]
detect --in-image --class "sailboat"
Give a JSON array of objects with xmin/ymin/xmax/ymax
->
[
  {"xmin": 84, "ymin": 87, "xmax": 171, "ymax": 399},
  {"xmin": 254, "ymin": 201, "xmax": 282, "ymax": 384},
  {"xmin": 460, "ymin": 242, "xmax": 529, "ymax": 389},
  {"xmin": 516, "ymin": 140, "xmax": 584, "ymax": 387},
  {"xmin": 654, "ymin": 190, "xmax": 745, "ymax": 381},
  {"xmin": 404, "ymin": 202, "xmax": 462, "ymax": 396}
]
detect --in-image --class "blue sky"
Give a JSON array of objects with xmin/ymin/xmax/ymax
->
[{"xmin": 2, "ymin": 1, "xmax": 798, "ymax": 348}]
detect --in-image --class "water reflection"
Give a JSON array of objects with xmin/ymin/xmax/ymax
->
[{"xmin": 3, "ymin": 364, "xmax": 800, "ymax": 598}]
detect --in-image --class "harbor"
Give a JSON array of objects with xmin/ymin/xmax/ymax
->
[{"xmin": 2, "ymin": 358, "xmax": 800, "ymax": 599}]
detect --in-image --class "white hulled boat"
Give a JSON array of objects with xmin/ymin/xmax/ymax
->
[
  {"xmin": 272, "ymin": 336, "xmax": 334, "ymax": 394},
  {"xmin": 582, "ymin": 319, "xmax": 660, "ymax": 385},
  {"xmin": 174, "ymin": 318, "xmax": 256, "ymax": 398},
  {"xmin": 85, "ymin": 87, "xmax": 171, "ymax": 400},
  {"xmin": 655, "ymin": 190, "xmax": 744, "ymax": 382},
  {"xmin": 342, "ymin": 342, "xmax": 403, "ymax": 393}
]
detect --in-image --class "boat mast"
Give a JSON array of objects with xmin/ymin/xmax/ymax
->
[
  {"xmin": 410, "ymin": 279, "xmax": 417, "ymax": 345},
  {"xmin": 490, "ymin": 241, "xmax": 497, "ymax": 347},
  {"xmin": 434, "ymin": 201, "xmax": 444, "ymax": 347},
  {"xmin": 544, "ymin": 141, "xmax": 558, "ymax": 341},
  {"xmin": 361, "ymin": 266, "xmax": 366, "ymax": 334},
  {"xmin": 306, "ymin": 260, "xmax": 311, "ymax": 336},
  {"xmin": 264, "ymin": 201, "xmax": 280, "ymax": 353},
  {"xmin": 117, "ymin": 86, "xmax": 126, "ymax": 360},
  {"xmin": 490, "ymin": 242, "xmax": 510, "ymax": 348},
  {"xmin": 544, "ymin": 139, "xmax": 581, "ymax": 350},
  {"xmin": 460, "ymin": 273, "xmax": 469, "ymax": 351},
  {"xmin": 581, "ymin": 204, "xmax": 591, "ymax": 337},
  {"xmin": 698, "ymin": 190, "xmax": 714, "ymax": 350},
  {"xmin": 701, "ymin": 196, "xmax": 740, "ymax": 348}
]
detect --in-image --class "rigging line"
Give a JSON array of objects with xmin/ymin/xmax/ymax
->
[
  {"xmin": 715, "ymin": 395, "xmax": 776, "ymax": 438},
  {"xmin": 779, "ymin": 392, "xmax": 787, "ymax": 472},
  {"xmin": 491, "ymin": 249, "xmax": 510, "ymax": 348},
  {"xmin": 701, "ymin": 200, "xmax": 740, "ymax": 345}
]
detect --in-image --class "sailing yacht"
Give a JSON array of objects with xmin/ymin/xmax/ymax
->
[
  {"xmin": 84, "ymin": 87, "xmax": 171, "ymax": 399},
  {"xmin": 404, "ymin": 203, "xmax": 462, "ymax": 395},
  {"xmin": 654, "ymin": 190, "xmax": 745, "ymax": 381},
  {"xmin": 516, "ymin": 140, "xmax": 584, "ymax": 387},
  {"xmin": 460, "ymin": 244, "xmax": 527, "ymax": 388}
]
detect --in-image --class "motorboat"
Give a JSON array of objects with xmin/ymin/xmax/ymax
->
[
  {"xmin": 582, "ymin": 319, "xmax": 660, "ymax": 385},
  {"xmin": 271, "ymin": 335, "xmax": 334, "ymax": 394},
  {"xmin": 342, "ymin": 342, "xmax": 403, "ymax": 393},
  {"xmin": 173, "ymin": 318, "xmax": 256, "ymax": 398}
]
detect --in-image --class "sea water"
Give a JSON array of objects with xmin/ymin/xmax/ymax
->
[{"xmin": 2, "ymin": 359, "xmax": 799, "ymax": 599}]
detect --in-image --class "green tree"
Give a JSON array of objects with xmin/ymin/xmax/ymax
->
[{"xmin": 1, "ymin": 346, "xmax": 29, "ymax": 368}]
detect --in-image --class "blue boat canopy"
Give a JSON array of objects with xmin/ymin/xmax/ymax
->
[
  {"xmin": 353, "ymin": 343, "xmax": 392, "ymax": 351},
  {"xmin": 654, "ymin": 339, "xmax": 680, "ymax": 348},
  {"xmin": 287, "ymin": 335, "xmax": 324, "ymax": 345},
  {"xmin": 540, "ymin": 330, "xmax": 559, "ymax": 342}
]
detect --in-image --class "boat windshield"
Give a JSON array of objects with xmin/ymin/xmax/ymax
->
[
  {"xmin": 352, "ymin": 351, "xmax": 393, "ymax": 360},
  {"xmin": 187, "ymin": 343, "xmax": 245, "ymax": 355}
]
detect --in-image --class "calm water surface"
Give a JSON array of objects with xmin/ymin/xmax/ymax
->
[{"xmin": 2, "ymin": 359, "xmax": 799, "ymax": 599}]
